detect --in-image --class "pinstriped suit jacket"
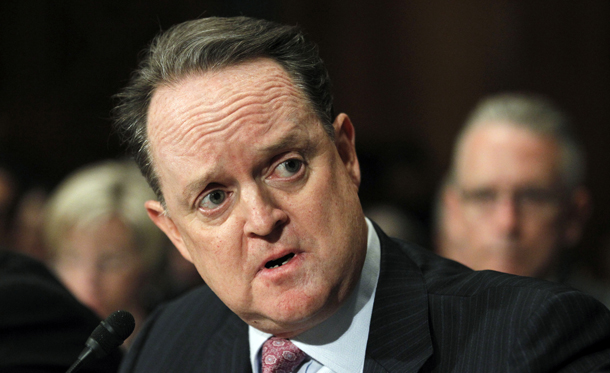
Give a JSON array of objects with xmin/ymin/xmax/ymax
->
[{"xmin": 120, "ymin": 224, "xmax": 610, "ymax": 372}]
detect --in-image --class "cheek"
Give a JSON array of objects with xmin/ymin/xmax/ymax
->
[
  {"xmin": 57, "ymin": 269, "xmax": 82, "ymax": 294},
  {"xmin": 522, "ymin": 209, "xmax": 562, "ymax": 231},
  {"xmin": 463, "ymin": 212, "xmax": 490, "ymax": 230},
  {"xmin": 523, "ymin": 219, "xmax": 562, "ymax": 245},
  {"xmin": 180, "ymin": 223, "xmax": 246, "ymax": 288},
  {"xmin": 105, "ymin": 267, "xmax": 145, "ymax": 296},
  {"xmin": 304, "ymin": 159, "xmax": 356, "ymax": 215},
  {"xmin": 298, "ymin": 163, "xmax": 363, "ymax": 260},
  {"xmin": 463, "ymin": 224, "xmax": 493, "ymax": 247}
]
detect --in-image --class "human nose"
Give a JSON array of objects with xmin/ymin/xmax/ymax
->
[
  {"xmin": 69, "ymin": 266, "xmax": 103, "ymax": 312},
  {"xmin": 494, "ymin": 195, "xmax": 519, "ymax": 235},
  {"xmin": 242, "ymin": 186, "xmax": 288, "ymax": 238}
]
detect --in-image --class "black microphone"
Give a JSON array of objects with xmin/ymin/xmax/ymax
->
[{"xmin": 66, "ymin": 310, "xmax": 135, "ymax": 373}]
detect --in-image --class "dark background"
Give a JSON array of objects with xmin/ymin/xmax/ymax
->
[{"xmin": 1, "ymin": 1, "xmax": 608, "ymax": 262}]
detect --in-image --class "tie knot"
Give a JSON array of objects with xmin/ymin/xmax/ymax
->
[{"xmin": 262, "ymin": 337, "xmax": 306, "ymax": 373}]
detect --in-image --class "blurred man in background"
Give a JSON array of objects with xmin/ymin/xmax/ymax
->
[{"xmin": 435, "ymin": 93, "xmax": 610, "ymax": 306}]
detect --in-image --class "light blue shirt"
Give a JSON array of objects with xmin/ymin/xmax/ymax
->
[{"xmin": 249, "ymin": 218, "xmax": 381, "ymax": 373}]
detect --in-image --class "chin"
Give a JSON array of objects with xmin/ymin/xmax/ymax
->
[{"xmin": 251, "ymin": 289, "xmax": 337, "ymax": 337}]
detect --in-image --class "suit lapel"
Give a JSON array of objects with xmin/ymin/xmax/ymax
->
[
  {"xmin": 202, "ymin": 312, "xmax": 252, "ymax": 373},
  {"xmin": 364, "ymin": 224, "xmax": 433, "ymax": 372}
]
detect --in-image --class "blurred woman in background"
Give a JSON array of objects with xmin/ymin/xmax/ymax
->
[{"xmin": 43, "ymin": 159, "xmax": 168, "ymax": 346}]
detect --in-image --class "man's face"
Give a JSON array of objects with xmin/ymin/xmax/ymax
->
[
  {"xmin": 145, "ymin": 58, "xmax": 367, "ymax": 337},
  {"xmin": 441, "ymin": 122, "xmax": 585, "ymax": 278}
]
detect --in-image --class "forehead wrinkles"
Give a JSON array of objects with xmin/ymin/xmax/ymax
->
[{"xmin": 149, "ymin": 64, "xmax": 307, "ymax": 158}]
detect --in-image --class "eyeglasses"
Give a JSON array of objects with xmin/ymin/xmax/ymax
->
[{"xmin": 459, "ymin": 186, "xmax": 564, "ymax": 220}]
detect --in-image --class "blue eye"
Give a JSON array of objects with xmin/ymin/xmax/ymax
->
[
  {"xmin": 276, "ymin": 159, "xmax": 303, "ymax": 177},
  {"xmin": 200, "ymin": 190, "xmax": 226, "ymax": 209}
]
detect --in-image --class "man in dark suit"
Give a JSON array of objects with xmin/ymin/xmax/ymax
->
[
  {"xmin": 112, "ymin": 16, "xmax": 610, "ymax": 372},
  {"xmin": 0, "ymin": 249, "xmax": 123, "ymax": 372}
]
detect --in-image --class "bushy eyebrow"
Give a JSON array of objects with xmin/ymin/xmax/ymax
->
[
  {"xmin": 181, "ymin": 176, "xmax": 212, "ymax": 209},
  {"xmin": 259, "ymin": 129, "xmax": 312, "ymax": 156}
]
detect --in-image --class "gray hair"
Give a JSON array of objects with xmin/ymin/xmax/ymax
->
[
  {"xmin": 112, "ymin": 17, "xmax": 335, "ymax": 203},
  {"xmin": 450, "ymin": 93, "xmax": 586, "ymax": 190}
]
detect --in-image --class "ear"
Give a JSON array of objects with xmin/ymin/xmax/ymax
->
[
  {"xmin": 563, "ymin": 186, "xmax": 592, "ymax": 246},
  {"xmin": 332, "ymin": 113, "xmax": 361, "ymax": 187},
  {"xmin": 145, "ymin": 200, "xmax": 193, "ymax": 263}
]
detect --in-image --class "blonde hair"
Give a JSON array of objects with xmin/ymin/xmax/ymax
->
[{"xmin": 44, "ymin": 159, "xmax": 165, "ymax": 269}]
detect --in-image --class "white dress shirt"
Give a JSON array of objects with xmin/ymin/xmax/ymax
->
[{"xmin": 249, "ymin": 218, "xmax": 381, "ymax": 373}]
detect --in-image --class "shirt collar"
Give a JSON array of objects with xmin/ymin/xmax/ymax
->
[{"xmin": 249, "ymin": 217, "xmax": 381, "ymax": 373}]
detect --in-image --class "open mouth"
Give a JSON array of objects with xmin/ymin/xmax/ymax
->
[{"xmin": 264, "ymin": 253, "xmax": 295, "ymax": 269}]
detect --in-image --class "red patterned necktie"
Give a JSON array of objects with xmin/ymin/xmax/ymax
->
[{"xmin": 261, "ymin": 337, "xmax": 306, "ymax": 373}]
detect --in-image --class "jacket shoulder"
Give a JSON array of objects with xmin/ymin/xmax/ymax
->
[
  {"xmin": 389, "ymin": 235, "xmax": 576, "ymax": 297},
  {"xmin": 380, "ymin": 234, "xmax": 610, "ymax": 372},
  {"xmin": 0, "ymin": 251, "xmax": 123, "ymax": 373},
  {"xmin": 121, "ymin": 285, "xmax": 246, "ymax": 372}
]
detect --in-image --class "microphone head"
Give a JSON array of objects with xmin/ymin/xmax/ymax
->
[
  {"xmin": 104, "ymin": 310, "xmax": 136, "ymax": 340},
  {"xmin": 88, "ymin": 310, "xmax": 135, "ymax": 355}
]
